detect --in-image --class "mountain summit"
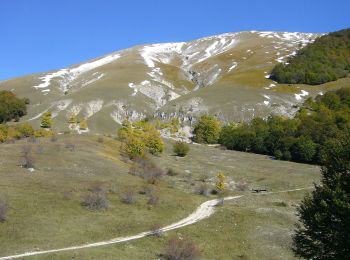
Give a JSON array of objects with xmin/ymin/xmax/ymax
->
[{"xmin": 1, "ymin": 31, "xmax": 329, "ymax": 133}]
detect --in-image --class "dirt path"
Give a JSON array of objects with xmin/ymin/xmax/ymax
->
[{"xmin": 0, "ymin": 188, "xmax": 311, "ymax": 260}]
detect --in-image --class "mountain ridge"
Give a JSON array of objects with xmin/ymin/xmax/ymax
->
[{"xmin": 2, "ymin": 30, "xmax": 343, "ymax": 135}]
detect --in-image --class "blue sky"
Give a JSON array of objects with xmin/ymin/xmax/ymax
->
[{"xmin": 1, "ymin": 0, "xmax": 349, "ymax": 80}]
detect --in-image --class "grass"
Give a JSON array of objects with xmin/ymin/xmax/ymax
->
[
  {"xmin": 0, "ymin": 134, "xmax": 320, "ymax": 259},
  {"xmin": 0, "ymin": 135, "xmax": 203, "ymax": 256}
]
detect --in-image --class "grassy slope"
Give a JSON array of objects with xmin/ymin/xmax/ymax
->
[{"xmin": 0, "ymin": 135, "xmax": 320, "ymax": 259}]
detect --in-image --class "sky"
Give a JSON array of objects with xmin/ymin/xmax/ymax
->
[{"xmin": 1, "ymin": 0, "xmax": 349, "ymax": 80}]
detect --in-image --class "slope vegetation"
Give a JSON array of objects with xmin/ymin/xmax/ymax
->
[{"xmin": 271, "ymin": 28, "xmax": 350, "ymax": 85}]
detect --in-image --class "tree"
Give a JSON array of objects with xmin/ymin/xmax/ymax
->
[
  {"xmin": 193, "ymin": 115, "xmax": 221, "ymax": 144},
  {"xmin": 68, "ymin": 114, "xmax": 77, "ymax": 124},
  {"xmin": 292, "ymin": 135, "xmax": 350, "ymax": 259},
  {"xmin": 173, "ymin": 141, "xmax": 190, "ymax": 157},
  {"xmin": 123, "ymin": 136, "xmax": 145, "ymax": 159},
  {"xmin": 0, "ymin": 91, "xmax": 28, "ymax": 123},
  {"xmin": 79, "ymin": 119, "xmax": 88, "ymax": 130},
  {"xmin": 40, "ymin": 111, "xmax": 52, "ymax": 128},
  {"xmin": 144, "ymin": 125, "xmax": 164, "ymax": 155},
  {"xmin": 291, "ymin": 137, "xmax": 317, "ymax": 163}
]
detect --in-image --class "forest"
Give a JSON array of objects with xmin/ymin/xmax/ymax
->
[
  {"xmin": 270, "ymin": 28, "xmax": 350, "ymax": 85},
  {"xmin": 219, "ymin": 87, "xmax": 350, "ymax": 164}
]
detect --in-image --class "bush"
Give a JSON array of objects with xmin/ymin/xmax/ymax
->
[
  {"xmin": 82, "ymin": 190, "xmax": 110, "ymax": 210},
  {"xmin": 16, "ymin": 123, "xmax": 34, "ymax": 137},
  {"xmin": 173, "ymin": 141, "xmax": 190, "ymax": 157},
  {"xmin": 167, "ymin": 168, "xmax": 179, "ymax": 176},
  {"xmin": 121, "ymin": 190, "xmax": 136, "ymax": 204},
  {"xmin": 150, "ymin": 223, "xmax": 163, "ymax": 237},
  {"xmin": 143, "ymin": 166, "xmax": 164, "ymax": 184},
  {"xmin": 147, "ymin": 192, "xmax": 160, "ymax": 205},
  {"xmin": 0, "ymin": 199, "xmax": 8, "ymax": 222},
  {"xmin": 34, "ymin": 128, "xmax": 54, "ymax": 138},
  {"xmin": 19, "ymin": 155, "xmax": 35, "ymax": 169},
  {"xmin": 197, "ymin": 183, "xmax": 210, "ymax": 196},
  {"xmin": 193, "ymin": 115, "xmax": 221, "ymax": 144},
  {"xmin": 164, "ymin": 236, "xmax": 202, "ymax": 260}
]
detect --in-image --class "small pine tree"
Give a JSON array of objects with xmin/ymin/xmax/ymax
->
[
  {"xmin": 40, "ymin": 111, "xmax": 52, "ymax": 129},
  {"xmin": 79, "ymin": 119, "xmax": 88, "ymax": 130},
  {"xmin": 216, "ymin": 172, "xmax": 225, "ymax": 191},
  {"xmin": 68, "ymin": 114, "xmax": 77, "ymax": 124}
]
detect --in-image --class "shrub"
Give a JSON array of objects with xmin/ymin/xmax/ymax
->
[
  {"xmin": 121, "ymin": 190, "xmax": 136, "ymax": 204},
  {"xmin": 164, "ymin": 236, "xmax": 202, "ymax": 260},
  {"xmin": 193, "ymin": 115, "xmax": 221, "ymax": 144},
  {"xmin": 143, "ymin": 165, "xmax": 164, "ymax": 184},
  {"xmin": 0, "ymin": 199, "xmax": 8, "ymax": 222},
  {"xmin": 167, "ymin": 168, "xmax": 179, "ymax": 176},
  {"xmin": 19, "ymin": 155, "xmax": 35, "ymax": 169},
  {"xmin": 197, "ymin": 183, "xmax": 210, "ymax": 196},
  {"xmin": 150, "ymin": 223, "xmax": 163, "ymax": 237},
  {"xmin": 147, "ymin": 192, "xmax": 160, "ymax": 205},
  {"xmin": 82, "ymin": 190, "xmax": 109, "ymax": 210},
  {"xmin": 16, "ymin": 123, "xmax": 34, "ymax": 137},
  {"xmin": 173, "ymin": 141, "xmax": 190, "ymax": 157},
  {"xmin": 34, "ymin": 129, "xmax": 53, "ymax": 138}
]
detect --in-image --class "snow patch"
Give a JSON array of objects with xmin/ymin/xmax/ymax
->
[{"xmin": 295, "ymin": 90, "xmax": 309, "ymax": 101}]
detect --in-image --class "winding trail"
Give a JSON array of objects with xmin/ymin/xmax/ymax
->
[{"xmin": 0, "ymin": 187, "xmax": 311, "ymax": 259}]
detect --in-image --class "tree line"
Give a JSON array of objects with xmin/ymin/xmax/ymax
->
[{"xmin": 193, "ymin": 87, "xmax": 350, "ymax": 165}]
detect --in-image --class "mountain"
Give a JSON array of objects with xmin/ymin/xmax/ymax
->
[{"xmin": 2, "ymin": 30, "xmax": 346, "ymax": 134}]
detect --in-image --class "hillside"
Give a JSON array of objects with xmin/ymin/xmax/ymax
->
[
  {"xmin": 270, "ymin": 28, "xmax": 350, "ymax": 85},
  {"xmin": 0, "ymin": 134, "xmax": 320, "ymax": 259},
  {"xmin": 2, "ymin": 31, "xmax": 345, "ymax": 134}
]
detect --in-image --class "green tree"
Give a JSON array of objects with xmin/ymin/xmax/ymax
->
[
  {"xmin": 40, "ymin": 111, "xmax": 52, "ymax": 128},
  {"xmin": 0, "ymin": 91, "xmax": 28, "ymax": 123},
  {"xmin": 291, "ymin": 137, "xmax": 317, "ymax": 163},
  {"xmin": 123, "ymin": 136, "xmax": 145, "ymax": 159},
  {"xmin": 79, "ymin": 119, "xmax": 88, "ymax": 130},
  {"xmin": 293, "ymin": 135, "xmax": 350, "ymax": 259},
  {"xmin": 144, "ymin": 127, "xmax": 164, "ymax": 155},
  {"xmin": 193, "ymin": 115, "xmax": 221, "ymax": 144}
]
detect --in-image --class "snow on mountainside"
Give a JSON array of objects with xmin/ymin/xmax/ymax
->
[{"xmin": 1, "ymin": 30, "xmax": 331, "ymax": 134}]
